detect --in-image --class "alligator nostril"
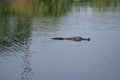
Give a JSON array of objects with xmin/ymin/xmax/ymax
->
[{"xmin": 88, "ymin": 38, "xmax": 90, "ymax": 41}]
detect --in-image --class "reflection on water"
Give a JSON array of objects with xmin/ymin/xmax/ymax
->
[
  {"xmin": 21, "ymin": 44, "xmax": 33, "ymax": 80},
  {"xmin": 0, "ymin": 17, "xmax": 32, "ymax": 54},
  {"xmin": 0, "ymin": 0, "xmax": 120, "ymax": 80},
  {"xmin": 0, "ymin": 0, "xmax": 120, "ymax": 17},
  {"xmin": 0, "ymin": 17, "xmax": 33, "ymax": 80},
  {"xmin": 0, "ymin": 0, "xmax": 72, "ymax": 17},
  {"xmin": 74, "ymin": 0, "xmax": 120, "ymax": 13}
]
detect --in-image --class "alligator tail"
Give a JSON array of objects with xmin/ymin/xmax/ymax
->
[{"xmin": 51, "ymin": 37, "xmax": 66, "ymax": 40}]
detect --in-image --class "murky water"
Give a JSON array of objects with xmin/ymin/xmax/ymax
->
[{"xmin": 0, "ymin": 0, "xmax": 120, "ymax": 80}]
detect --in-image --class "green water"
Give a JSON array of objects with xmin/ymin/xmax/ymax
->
[{"xmin": 0, "ymin": 0, "xmax": 120, "ymax": 80}]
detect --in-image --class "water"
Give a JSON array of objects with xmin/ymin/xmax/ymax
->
[{"xmin": 0, "ymin": 0, "xmax": 120, "ymax": 80}]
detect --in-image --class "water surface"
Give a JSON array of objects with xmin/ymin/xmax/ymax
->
[{"xmin": 0, "ymin": 0, "xmax": 120, "ymax": 80}]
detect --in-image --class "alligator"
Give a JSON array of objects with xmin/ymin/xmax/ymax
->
[{"xmin": 51, "ymin": 36, "xmax": 90, "ymax": 42}]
